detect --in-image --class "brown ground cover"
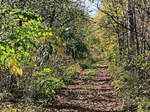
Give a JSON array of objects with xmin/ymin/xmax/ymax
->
[{"xmin": 49, "ymin": 70, "xmax": 125, "ymax": 112}]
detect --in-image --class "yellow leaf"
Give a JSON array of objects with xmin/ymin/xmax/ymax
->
[{"xmin": 10, "ymin": 65, "xmax": 23, "ymax": 76}]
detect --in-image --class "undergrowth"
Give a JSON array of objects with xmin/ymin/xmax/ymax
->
[{"xmin": 108, "ymin": 58, "xmax": 150, "ymax": 112}]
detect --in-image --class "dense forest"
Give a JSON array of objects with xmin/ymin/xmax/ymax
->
[{"xmin": 0, "ymin": 0, "xmax": 149, "ymax": 112}]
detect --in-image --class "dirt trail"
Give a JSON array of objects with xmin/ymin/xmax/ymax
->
[{"xmin": 49, "ymin": 69, "xmax": 124, "ymax": 112}]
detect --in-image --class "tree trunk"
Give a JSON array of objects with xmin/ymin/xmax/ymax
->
[{"xmin": 127, "ymin": 0, "xmax": 136, "ymax": 56}]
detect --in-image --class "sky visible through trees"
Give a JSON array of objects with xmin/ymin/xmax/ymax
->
[{"xmin": 82, "ymin": 0, "xmax": 99, "ymax": 17}]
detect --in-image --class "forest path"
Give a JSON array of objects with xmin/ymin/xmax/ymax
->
[{"xmin": 49, "ymin": 68, "xmax": 125, "ymax": 112}]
